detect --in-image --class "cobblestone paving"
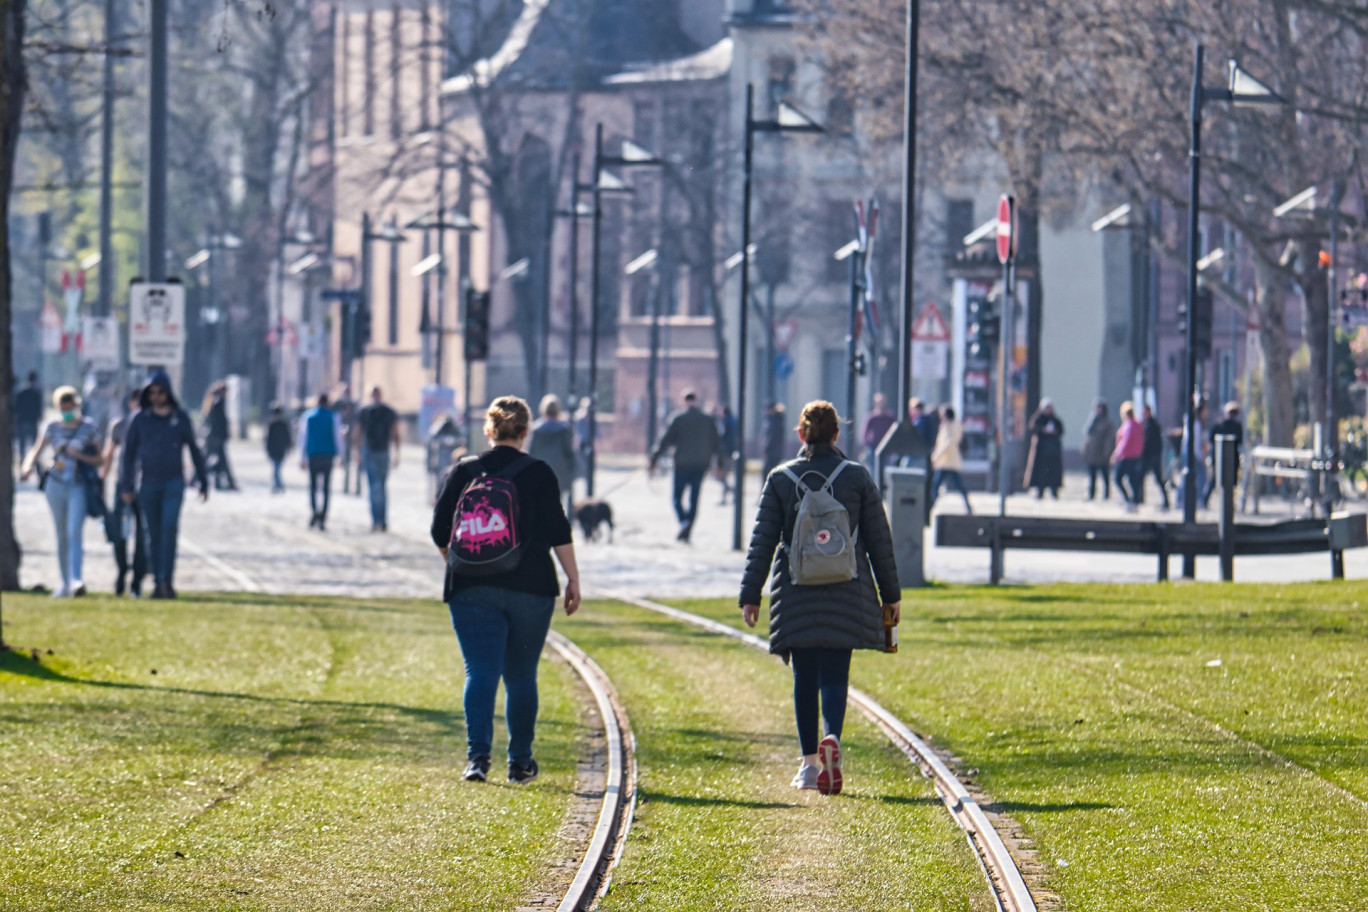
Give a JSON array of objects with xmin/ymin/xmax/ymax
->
[{"xmin": 12, "ymin": 438, "xmax": 1365, "ymax": 599}]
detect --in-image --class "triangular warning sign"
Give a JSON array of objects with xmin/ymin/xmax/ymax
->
[{"xmin": 911, "ymin": 302, "xmax": 951, "ymax": 342}]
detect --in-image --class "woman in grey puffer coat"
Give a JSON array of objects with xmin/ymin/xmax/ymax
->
[{"xmin": 740, "ymin": 400, "xmax": 901, "ymax": 795}]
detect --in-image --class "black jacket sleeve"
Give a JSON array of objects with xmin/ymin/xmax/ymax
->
[
  {"xmin": 181, "ymin": 410, "xmax": 209, "ymax": 493},
  {"xmin": 739, "ymin": 472, "xmax": 786, "ymax": 606},
  {"xmin": 857, "ymin": 473, "xmax": 901, "ymax": 604},
  {"xmin": 431, "ymin": 460, "xmax": 472, "ymax": 548}
]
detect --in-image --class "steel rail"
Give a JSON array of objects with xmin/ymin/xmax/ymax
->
[{"xmin": 602, "ymin": 589, "xmax": 1036, "ymax": 912}]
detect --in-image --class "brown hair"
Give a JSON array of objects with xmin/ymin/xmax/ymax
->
[
  {"xmin": 485, "ymin": 395, "xmax": 531, "ymax": 442},
  {"xmin": 796, "ymin": 400, "xmax": 840, "ymax": 445}
]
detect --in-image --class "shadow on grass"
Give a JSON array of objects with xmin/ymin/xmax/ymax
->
[
  {"xmin": 641, "ymin": 790, "xmax": 799, "ymax": 810},
  {"xmin": 982, "ymin": 800, "xmax": 1116, "ymax": 813}
]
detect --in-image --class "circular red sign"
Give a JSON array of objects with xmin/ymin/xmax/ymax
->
[{"xmin": 996, "ymin": 194, "xmax": 1016, "ymax": 265}]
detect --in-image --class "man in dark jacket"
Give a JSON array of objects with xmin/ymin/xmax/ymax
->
[
  {"xmin": 117, "ymin": 369, "xmax": 209, "ymax": 599},
  {"xmin": 202, "ymin": 382, "xmax": 238, "ymax": 491},
  {"xmin": 1202, "ymin": 401, "xmax": 1244, "ymax": 508},
  {"xmin": 649, "ymin": 390, "xmax": 721, "ymax": 543},
  {"xmin": 1139, "ymin": 404, "xmax": 1168, "ymax": 509},
  {"xmin": 355, "ymin": 385, "xmax": 402, "ymax": 531},
  {"xmin": 265, "ymin": 403, "xmax": 293, "ymax": 493},
  {"xmin": 14, "ymin": 371, "xmax": 42, "ymax": 464},
  {"xmin": 530, "ymin": 394, "xmax": 576, "ymax": 512}
]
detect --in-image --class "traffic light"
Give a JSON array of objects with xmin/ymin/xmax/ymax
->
[
  {"xmin": 968, "ymin": 297, "xmax": 1000, "ymax": 346},
  {"xmin": 355, "ymin": 306, "xmax": 373, "ymax": 351},
  {"xmin": 1180, "ymin": 289, "xmax": 1214, "ymax": 360},
  {"xmin": 464, "ymin": 289, "xmax": 491, "ymax": 362}
]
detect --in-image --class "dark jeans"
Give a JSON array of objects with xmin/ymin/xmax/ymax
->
[
  {"xmin": 363, "ymin": 447, "xmax": 390, "ymax": 527},
  {"xmin": 673, "ymin": 465, "xmax": 706, "ymax": 527},
  {"xmin": 270, "ymin": 458, "xmax": 285, "ymax": 492},
  {"xmin": 16, "ymin": 420, "xmax": 37, "ymax": 464},
  {"xmin": 205, "ymin": 436, "xmax": 236, "ymax": 490},
  {"xmin": 1138, "ymin": 458, "xmax": 1169, "ymax": 507},
  {"xmin": 137, "ymin": 477, "xmax": 185, "ymax": 585},
  {"xmin": 1087, "ymin": 464, "xmax": 1111, "ymax": 499},
  {"xmin": 113, "ymin": 501, "xmax": 147, "ymax": 592},
  {"xmin": 308, "ymin": 455, "xmax": 334, "ymax": 523},
  {"xmin": 930, "ymin": 468, "xmax": 972, "ymax": 512},
  {"xmin": 1114, "ymin": 458, "xmax": 1142, "ymax": 504},
  {"xmin": 790, "ymin": 646, "xmax": 852, "ymax": 756},
  {"xmin": 447, "ymin": 585, "xmax": 556, "ymax": 763}
]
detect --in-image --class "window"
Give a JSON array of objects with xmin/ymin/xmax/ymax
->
[
  {"xmin": 419, "ymin": 2, "xmax": 430, "ymax": 130},
  {"xmin": 363, "ymin": 9, "xmax": 376, "ymax": 136},
  {"xmin": 340, "ymin": 14, "xmax": 351, "ymax": 137},
  {"xmin": 825, "ymin": 64, "xmax": 855, "ymax": 137},
  {"xmin": 390, "ymin": 4, "xmax": 402, "ymax": 141},
  {"xmin": 822, "ymin": 199, "xmax": 855, "ymax": 283},
  {"xmin": 767, "ymin": 56, "xmax": 795, "ymax": 115},
  {"xmin": 945, "ymin": 198, "xmax": 974, "ymax": 253}
]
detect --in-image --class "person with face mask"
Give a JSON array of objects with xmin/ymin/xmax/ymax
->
[{"xmin": 20, "ymin": 386, "xmax": 103, "ymax": 597}]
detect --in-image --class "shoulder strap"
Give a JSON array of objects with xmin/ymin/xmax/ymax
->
[{"xmin": 824, "ymin": 459, "xmax": 853, "ymax": 490}]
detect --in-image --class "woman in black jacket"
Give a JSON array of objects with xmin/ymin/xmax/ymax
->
[
  {"xmin": 740, "ymin": 400, "xmax": 901, "ymax": 795},
  {"xmin": 431, "ymin": 396, "xmax": 581, "ymax": 785}
]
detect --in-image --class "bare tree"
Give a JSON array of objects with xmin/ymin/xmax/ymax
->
[{"xmin": 1, "ymin": 0, "xmax": 29, "ymax": 604}]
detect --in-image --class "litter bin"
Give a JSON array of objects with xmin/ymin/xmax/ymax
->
[{"xmin": 883, "ymin": 466, "xmax": 927, "ymax": 589}]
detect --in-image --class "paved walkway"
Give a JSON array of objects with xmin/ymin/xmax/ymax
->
[{"xmin": 12, "ymin": 440, "xmax": 1364, "ymax": 601}]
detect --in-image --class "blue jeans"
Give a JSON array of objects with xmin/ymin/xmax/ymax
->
[
  {"xmin": 447, "ymin": 585, "xmax": 556, "ymax": 763},
  {"xmin": 790, "ymin": 647, "xmax": 852, "ymax": 756},
  {"xmin": 138, "ymin": 477, "xmax": 185, "ymax": 585},
  {"xmin": 363, "ymin": 447, "xmax": 390, "ymax": 527},
  {"xmin": 45, "ymin": 476, "xmax": 87, "ymax": 589},
  {"xmin": 271, "ymin": 458, "xmax": 285, "ymax": 492},
  {"xmin": 1115, "ymin": 458, "xmax": 1142, "ymax": 504},
  {"xmin": 930, "ymin": 468, "xmax": 972, "ymax": 512},
  {"xmin": 673, "ymin": 466, "xmax": 706, "ymax": 527}
]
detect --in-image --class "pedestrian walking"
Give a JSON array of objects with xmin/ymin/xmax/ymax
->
[
  {"xmin": 1111, "ymin": 401, "xmax": 1145, "ymax": 511},
  {"xmin": 355, "ymin": 386, "xmax": 402, "ymax": 531},
  {"xmin": 1202, "ymin": 401, "xmax": 1243, "ymax": 508},
  {"xmin": 1140, "ymin": 404, "xmax": 1169, "ymax": 509},
  {"xmin": 739, "ymin": 400, "xmax": 900, "ymax": 795},
  {"xmin": 529, "ymin": 394, "xmax": 576, "ymax": 515},
  {"xmin": 910, "ymin": 397, "xmax": 940, "ymax": 450},
  {"xmin": 300, "ymin": 393, "xmax": 344, "ymax": 530},
  {"xmin": 930, "ymin": 405, "xmax": 973, "ymax": 513},
  {"xmin": 572, "ymin": 398, "xmax": 594, "ymax": 484},
  {"xmin": 649, "ymin": 390, "xmax": 722, "ymax": 543},
  {"xmin": 200, "ymin": 382, "xmax": 238, "ymax": 491},
  {"xmin": 1023, "ymin": 398, "xmax": 1064, "ymax": 499},
  {"xmin": 265, "ymin": 403, "xmax": 293, "ymax": 493},
  {"xmin": 860, "ymin": 393, "xmax": 895, "ymax": 469},
  {"xmin": 714, "ymin": 403, "xmax": 738, "ymax": 505},
  {"xmin": 102, "ymin": 387, "xmax": 148, "ymax": 596},
  {"xmin": 20, "ymin": 386, "xmax": 103, "ymax": 597},
  {"xmin": 116, "ymin": 371, "xmax": 209, "ymax": 600},
  {"xmin": 762, "ymin": 402, "xmax": 788, "ymax": 479},
  {"xmin": 14, "ymin": 371, "xmax": 42, "ymax": 464},
  {"xmin": 1083, "ymin": 399, "xmax": 1116, "ymax": 500},
  {"xmin": 431, "ymin": 395, "xmax": 581, "ymax": 785},
  {"xmin": 1182, "ymin": 399, "xmax": 1210, "ymax": 513}
]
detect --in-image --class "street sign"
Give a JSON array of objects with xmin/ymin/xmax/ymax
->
[
  {"xmin": 912, "ymin": 339, "xmax": 948, "ymax": 380},
  {"xmin": 774, "ymin": 319, "xmax": 799, "ymax": 351},
  {"xmin": 996, "ymin": 194, "xmax": 1017, "ymax": 265},
  {"xmin": 911, "ymin": 301, "xmax": 951, "ymax": 341},
  {"xmin": 299, "ymin": 325, "xmax": 326, "ymax": 360},
  {"xmin": 40, "ymin": 301, "xmax": 63, "ymax": 353},
  {"xmin": 774, "ymin": 351, "xmax": 795, "ymax": 381},
  {"xmin": 82, "ymin": 316, "xmax": 120, "ymax": 370},
  {"xmin": 128, "ymin": 282, "xmax": 186, "ymax": 366}
]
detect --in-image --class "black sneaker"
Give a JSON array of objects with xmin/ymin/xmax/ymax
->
[
  {"xmin": 462, "ymin": 757, "xmax": 491, "ymax": 782},
  {"xmin": 508, "ymin": 759, "xmax": 539, "ymax": 783}
]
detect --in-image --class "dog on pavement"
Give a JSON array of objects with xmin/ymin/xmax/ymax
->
[{"xmin": 574, "ymin": 499, "xmax": 614, "ymax": 543}]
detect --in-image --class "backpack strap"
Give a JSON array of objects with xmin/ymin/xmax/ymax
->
[{"xmin": 823, "ymin": 459, "xmax": 853, "ymax": 492}]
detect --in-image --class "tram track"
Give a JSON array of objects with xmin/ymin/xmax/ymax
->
[
  {"xmin": 601, "ymin": 589, "xmax": 1038, "ymax": 912},
  {"xmin": 184, "ymin": 520, "xmax": 636, "ymax": 911}
]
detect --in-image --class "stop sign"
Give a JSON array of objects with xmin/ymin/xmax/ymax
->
[{"xmin": 996, "ymin": 194, "xmax": 1017, "ymax": 265}]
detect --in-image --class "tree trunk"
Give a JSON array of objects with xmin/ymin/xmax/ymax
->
[
  {"xmin": 1255, "ymin": 257, "xmax": 1295, "ymax": 447},
  {"xmin": 1, "ymin": 0, "xmax": 29, "ymax": 605},
  {"xmin": 1297, "ymin": 257, "xmax": 1330, "ymax": 435}
]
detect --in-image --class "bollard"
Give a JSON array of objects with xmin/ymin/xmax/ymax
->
[
  {"xmin": 1216, "ymin": 435, "xmax": 1237, "ymax": 581},
  {"xmin": 883, "ymin": 466, "xmax": 927, "ymax": 589}
]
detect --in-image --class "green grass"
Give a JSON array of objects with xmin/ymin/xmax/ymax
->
[
  {"xmin": 560, "ymin": 601, "xmax": 995, "ymax": 912},
  {"xmin": 664, "ymin": 583, "xmax": 1368, "ymax": 912},
  {"xmin": 0, "ymin": 592, "xmax": 583, "ymax": 911}
]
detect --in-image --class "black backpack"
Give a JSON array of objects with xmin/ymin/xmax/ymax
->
[{"xmin": 447, "ymin": 454, "xmax": 535, "ymax": 576}]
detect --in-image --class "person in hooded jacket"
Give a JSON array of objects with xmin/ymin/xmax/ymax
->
[
  {"xmin": 529, "ymin": 394, "xmax": 576, "ymax": 513},
  {"xmin": 117, "ymin": 370, "xmax": 209, "ymax": 599},
  {"xmin": 740, "ymin": 400, "xmax": 900, "ymax": 796}
]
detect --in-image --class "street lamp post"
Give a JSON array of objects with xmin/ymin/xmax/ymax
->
[
  {"xmin": 834, "ymin": 236, "xmax": 864, "ymax": 442},
  {"xmin": 554, "ymin": 153, "xmax": 591, "ymax": 401},
  {"xmin": 585, "ymin": 125, "xmax": 664, "ymax": 497},
  {"xmin": 731, "ymin": 84, "xmax": 823, "ymax": 551},
  {"xmin": 1181, "ymin": 44, "xmax": 1287, "ymax": 578}
]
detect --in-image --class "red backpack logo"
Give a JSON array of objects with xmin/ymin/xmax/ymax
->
[{"xmin": 447, "ymin": 454, "xmax": 535, "ymax": 575}]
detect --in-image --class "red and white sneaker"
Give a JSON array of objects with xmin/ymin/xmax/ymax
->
[{"xmin": 816, "ymin": 734, "xmax": 843, "ymax": 795}]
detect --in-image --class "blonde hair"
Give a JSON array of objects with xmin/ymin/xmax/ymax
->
[
  {"xmin": 52, "ymin": 385, "xmax": 80, "ymax": 410},
  {"xmin": 485, "ymin": 395, "xmax": 532, "ymax": 442},
  {"xmin": 1120, "ymin": 400, "xmax": 1135, "ymax": 420},
  {"xmin": 797, "ymin": 400, "xmax": 840, "ymax": 445}
]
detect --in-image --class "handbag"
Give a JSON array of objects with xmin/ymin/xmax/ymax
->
[{"xmin": 78, "ymin": 459, "xmax": 107, "ymax": 519}]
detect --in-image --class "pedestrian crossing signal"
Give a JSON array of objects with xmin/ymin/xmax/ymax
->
[{"xmin": 464, "ymin": 290, "xmax": 491, "ymax": 362}]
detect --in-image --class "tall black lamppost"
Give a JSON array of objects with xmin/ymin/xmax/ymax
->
[
  {"xmin": 586, "ymin": 125, "xmax": 664, "ymax": 497},
  {"xmin": 1181, "ymin": 45, "xmax": 1287, "ymax": 577},
  {"xmin": 405, "ymin": 207, "xmax": 479, "ymax": 387},
  {"xmin": 731, "ymin": 85, "xmax": 823, "ymax": 551},
  {"xmin": 554, "ymin": 154, "xmax": 593, "ymax": 402}
]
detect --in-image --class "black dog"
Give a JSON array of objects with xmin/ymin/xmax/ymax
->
[{"xmin": 574, "ymin": 500, "xmax": 614, "ymax": 542}]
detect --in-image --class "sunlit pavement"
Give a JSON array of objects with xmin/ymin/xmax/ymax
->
[{"xmin": 12, "ymin": 438, "xmax": 1366, "ymax": 600}]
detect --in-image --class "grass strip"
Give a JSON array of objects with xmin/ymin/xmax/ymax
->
[
  {"xmin": 664, "ymin": 582, "xmax": 1368, "ymax": 912},
  {"xmin": 562, "ymin": 599, "xmax": 995, "ymax": 912},
  {"xmin": 0, "ymin": 591, "xmax": 583, "ymax": 912}
]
